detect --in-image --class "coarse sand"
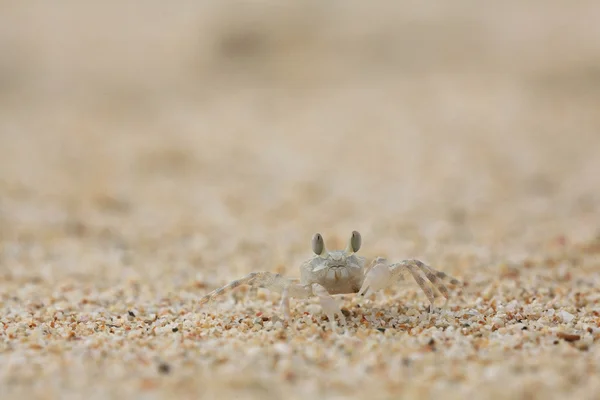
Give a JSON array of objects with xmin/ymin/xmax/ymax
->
[{"xmin": 1, "ymin": 2, "xmax": 600, "ymax": 399}]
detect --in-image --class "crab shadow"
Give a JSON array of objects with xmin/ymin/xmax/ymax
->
[{"xmin": 325, "ymin": 296, "xmax": 445, "ymax": 331}]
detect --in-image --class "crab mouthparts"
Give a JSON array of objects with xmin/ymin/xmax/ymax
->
[{"xmin": 326, "ymin": 266, "xmax": 349, "ymax": 281}]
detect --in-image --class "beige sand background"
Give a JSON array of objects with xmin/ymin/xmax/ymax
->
[{"xmin": 1, "ymin": 1, "xmax": 600, "ymax": 399}]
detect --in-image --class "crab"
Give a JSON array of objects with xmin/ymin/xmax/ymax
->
[{"xmin": 199, "ymin": 231, "xmax": 461, "ymax": 329}]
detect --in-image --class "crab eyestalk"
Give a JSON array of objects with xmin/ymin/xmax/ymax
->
[
  {"xmin": 312, "ymin": 233, "xmax": 329, "ymax": 258},
  {"xmin": 346, "ymin": 230, "xmax": 362, "ymax": 253}
]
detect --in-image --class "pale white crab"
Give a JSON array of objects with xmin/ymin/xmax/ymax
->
[{"xmin": 199, "ymin": 231, "xmax": 461, "ymax": 329}]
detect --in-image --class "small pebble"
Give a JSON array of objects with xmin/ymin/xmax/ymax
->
[
  {"xmin": 560, "ymin": 311, "xmax": 575, "ymax": 323},
  {"xmin": 158, "ymin": 363, "xmax": 171, "ymax": 375}
]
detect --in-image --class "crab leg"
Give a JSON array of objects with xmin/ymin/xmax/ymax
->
[
  {"xmin": 311, "ymin": 283, "xmax": 346, "ymax": 331},
  {"xmin": 199, "ymin": 272, "xmax": 309, "ymax": 305},
  {"xmin": 359, "ymin": 258, "xmax": 460, "ymax": 310}
]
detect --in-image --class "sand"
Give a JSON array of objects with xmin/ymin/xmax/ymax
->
[{"xmin": 1, "ymin": 2, "xmax": 600, "ymax": 399}]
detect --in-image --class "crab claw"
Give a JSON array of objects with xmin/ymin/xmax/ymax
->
[{"xmin": 359, "ymin": 263, "xmax": 391, "ymax": 297}]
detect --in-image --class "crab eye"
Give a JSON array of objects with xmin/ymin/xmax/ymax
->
[
  {"xmin": 350, "ymin": 230, "xmax": 361, "ymax": 252},
  {"xmin": 312, "ymin": 233, "xmax": 325, "ymax": 255}
]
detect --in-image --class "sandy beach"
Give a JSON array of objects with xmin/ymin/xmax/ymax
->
[{"xmin": 1, "ymin": 2, "xmax": 600, "ymax": 399}]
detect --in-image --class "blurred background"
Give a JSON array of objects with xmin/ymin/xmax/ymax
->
[{"xmin": 1, "ymin": 1, "xmax": 599, "ymax": 287}]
